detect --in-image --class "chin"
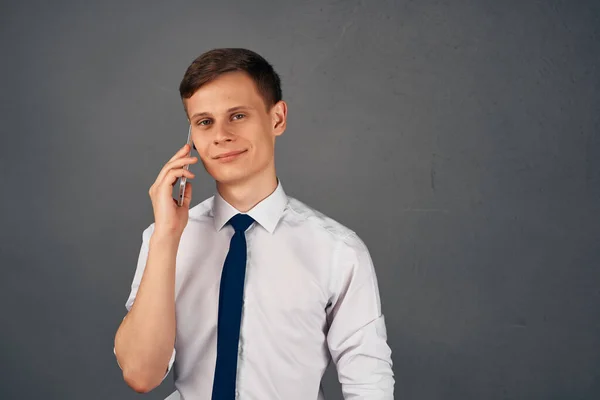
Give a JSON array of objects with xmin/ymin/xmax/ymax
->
[
  {"xmin": 209, "ymin": 169, "xmax": 253, "ymax": 186},
  {"xmin": 207, "ymin": 159, "xmax": 271, "ymax": 187}
]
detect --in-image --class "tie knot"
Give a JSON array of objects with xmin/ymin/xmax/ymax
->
[{"xmin": 229, "ymin": 213, "xmax": 255, "ymax": 232}]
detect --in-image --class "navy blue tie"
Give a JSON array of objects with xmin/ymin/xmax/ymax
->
[{"xmin": 211, "ymin": 213, "xmax": 255, "ymax": 400}]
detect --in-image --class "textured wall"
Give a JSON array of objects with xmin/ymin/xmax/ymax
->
[{"xmin": 1, "ymin": 0, "xmax": 599, "ymax": 399}]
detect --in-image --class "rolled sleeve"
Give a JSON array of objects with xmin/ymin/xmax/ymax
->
[{"xmin": 326, "ymin": 233, "xmax": 394, "ymax": 399}]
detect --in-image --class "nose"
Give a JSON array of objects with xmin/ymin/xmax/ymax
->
[{"xmin": 213, "ymin": 121, "xmax": 236, "ymax": 145}]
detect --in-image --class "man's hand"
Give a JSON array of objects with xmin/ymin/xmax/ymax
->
[{"xmin": 148, "ymin": 143, "xmax": 198, "ymax": 237}]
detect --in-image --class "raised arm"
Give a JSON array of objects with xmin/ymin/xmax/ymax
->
[{"xmin": 114, "ymin": 143, "xmax": 197, "ymax": 392}]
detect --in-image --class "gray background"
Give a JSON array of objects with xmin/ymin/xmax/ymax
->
[{"xmin": 1, "ymin": 0, "xmax": 599, "ymax": 399}]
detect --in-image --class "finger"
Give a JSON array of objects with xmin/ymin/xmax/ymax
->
[
  {"xmin": 168, "ymin": 143, "xmax": 192, "ymax": 163},
  {"xmin": 164, "ymin": 144, "xmax": 191, "ymax": 168},
  {"xmin": 164, "ymin": 168, "xmax": 195, "ymax": 187},
  {"xmin": 165, "ymin": 156, "xmax": 198, "ymax": 171},
  {"xmin": 156, "ymin": 156, "xmax": 197, "ymax": 186},
  {"xmin": 182, "ymin": 182, "xmax": 193, "ymax": 207}
]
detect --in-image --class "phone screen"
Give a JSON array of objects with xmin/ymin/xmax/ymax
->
[{"xmin": 177, "ymin": 125, "xmax": 193, "ymax": 207}]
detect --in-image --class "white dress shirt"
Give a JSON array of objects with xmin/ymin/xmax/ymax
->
[{"xmin": 120, "ymin": 181, "xmax": 394, "ymax": 399}]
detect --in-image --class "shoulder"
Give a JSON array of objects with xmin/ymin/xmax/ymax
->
[
  {"xmin": 284, "ymin": 196, "xmax": 365, "ymax": 250},
  {"xmin": 284, "ymin": 197, "xmax": 376, "ymax": 275}
]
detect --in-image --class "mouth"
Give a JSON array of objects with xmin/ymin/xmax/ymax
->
[{"xmin": 213, "ymin": 149, "xmax": 248, "ymax": 162}]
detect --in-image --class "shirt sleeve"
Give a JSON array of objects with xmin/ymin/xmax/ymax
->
[
  {"xmin": 114, "ymin": 223, "xmax": 176, "ymax": 380},
  {"xmin": 326, "ymin": 232, "xmax": 395, "ymax": 399}
]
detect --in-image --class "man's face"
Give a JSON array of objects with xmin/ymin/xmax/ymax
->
[{"xmin": 184, "ymin": 71, "xmax": 286, "ymax": 186}]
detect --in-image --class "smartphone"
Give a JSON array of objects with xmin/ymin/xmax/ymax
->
[{"xmin": 177, "ymin": 125, "xmax": 193, "ymax": 207}]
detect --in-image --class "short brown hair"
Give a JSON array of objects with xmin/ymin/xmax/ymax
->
[{"xmin": 179, "ymin": 48, "xmax": 282, "ymax": 110}]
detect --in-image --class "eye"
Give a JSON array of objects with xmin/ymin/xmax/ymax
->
[
  {"xmin": 232, "ymin": 113, "xmax": 245, "ymax": 121},
  {"xmin": 196, "ymin": 119, "xmax": 212, "ymax": 126}
]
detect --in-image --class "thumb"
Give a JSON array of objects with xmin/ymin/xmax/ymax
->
[{"xmin": 182, "ymin": 182, "xmax": 193, "ymax": 208}]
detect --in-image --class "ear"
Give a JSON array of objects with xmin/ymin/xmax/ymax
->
[{"xmin": 271, "ymin": 100, "xmax": 287, "ymax": 137}]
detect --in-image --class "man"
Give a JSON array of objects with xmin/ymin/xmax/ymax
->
[{"xmin": 114, "ymin": 48, "xmax": 394, "ymax": 399}]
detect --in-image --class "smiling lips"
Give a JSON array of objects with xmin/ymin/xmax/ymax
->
[{"xmin": 214, "ymin": 149, "xmax": 247, "ymax": 162}]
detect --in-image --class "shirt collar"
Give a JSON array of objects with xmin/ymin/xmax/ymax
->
[{"xmin": 212, "ymin": 179, "xmax": 288, "ymax": 234}]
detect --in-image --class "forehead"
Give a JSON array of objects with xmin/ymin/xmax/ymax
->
[{"xmin": 184, "ymin": 71, "xmax": 264, "ymax": 115}]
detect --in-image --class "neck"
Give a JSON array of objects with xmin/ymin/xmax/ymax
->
[{"xmin": 216, "ymin": 170, "xmax": 279, "ymax": 213}]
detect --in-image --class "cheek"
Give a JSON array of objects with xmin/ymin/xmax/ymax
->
[
  {"xmin": 247, "ymin": 123, "xmax": 274, "ymax": 146},
  {"xmin": 193, "ymin": 144, "xmax": 210, "ymax": 164},
  {"xmin": 192, "ymin": 135, "xmax": 210, "ymax": 154},
  {"xmin": 250, "ymin": 138, "xmax": 275, "ymax": 164}
]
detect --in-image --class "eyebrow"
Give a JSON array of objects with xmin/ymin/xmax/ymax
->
[{"xmin": 190, "ymin": 106, "xmax": 255, "ymax": 120}]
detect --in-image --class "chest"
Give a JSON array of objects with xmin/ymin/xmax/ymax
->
[{"xmin": 174, "ymin": 230, "xmax": 333, "ymax": 323}]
